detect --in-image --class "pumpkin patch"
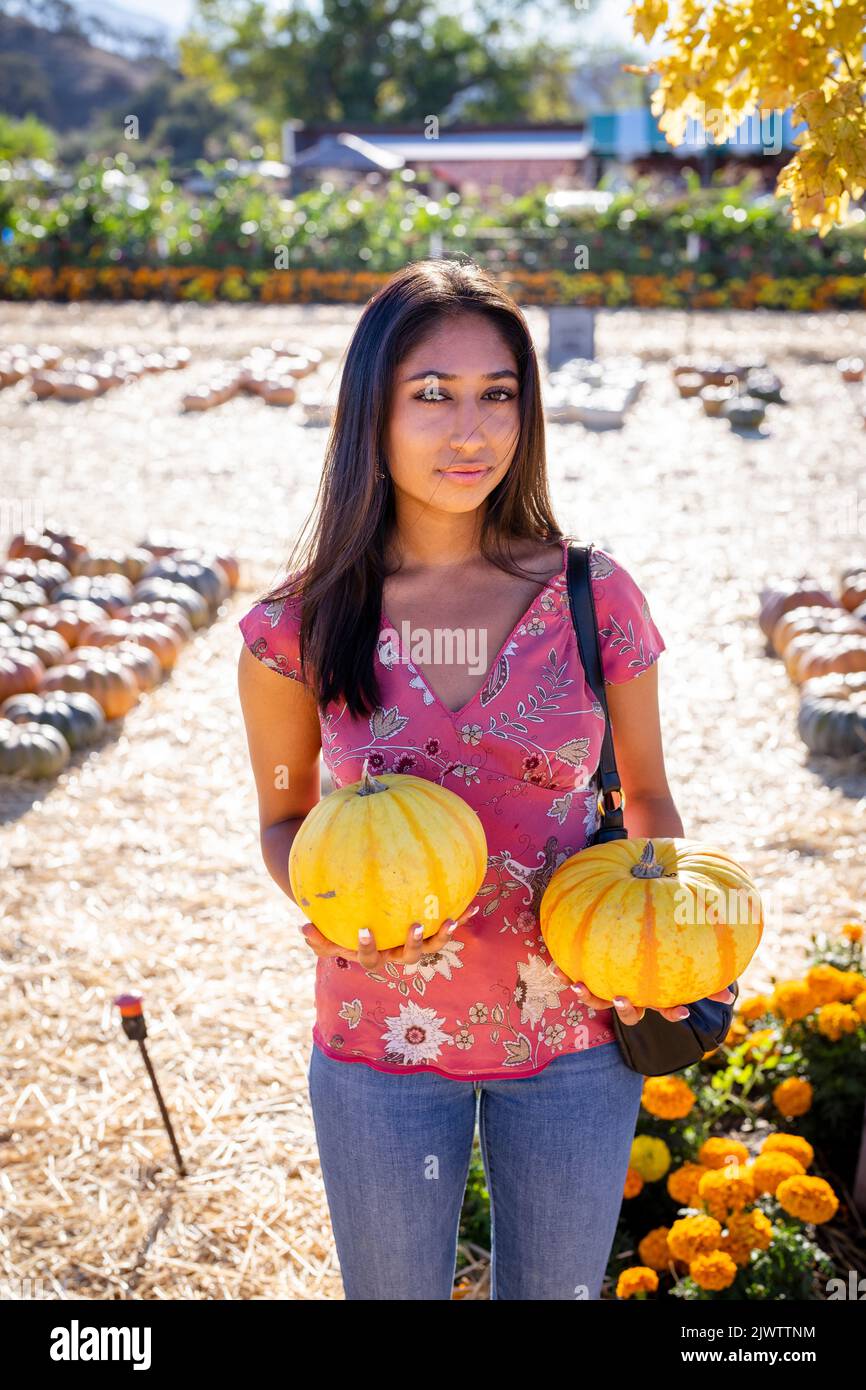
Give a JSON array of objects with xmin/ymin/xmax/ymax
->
[
  {"xmin": 760, "ymin": 568, "xmax": 866, "ymax": 757},
  {"xmin": 0, "ymin": 524, "xmax": 240, "ymax": 778}
]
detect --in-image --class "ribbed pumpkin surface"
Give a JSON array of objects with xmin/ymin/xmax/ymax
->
[
  {"xmin": 289, "ymin": 766, "xmax": 488, "ymax": 952},
  {"xmin": 539, "ymin": 838, "xmax": 763, "ymax": 1008}
]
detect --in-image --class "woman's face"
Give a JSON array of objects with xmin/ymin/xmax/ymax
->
[{"xmin": 383, "ymin": 313, "xmax": 521, "ymax": 512}]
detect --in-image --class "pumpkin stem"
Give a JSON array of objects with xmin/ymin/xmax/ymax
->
[
  {"xmin": 630, "ymin": 839, "xmax": 666, "ymax": 879},
  {"xmin": 358, "ymin": 755, "xmax": 388, "ymax": 796}
]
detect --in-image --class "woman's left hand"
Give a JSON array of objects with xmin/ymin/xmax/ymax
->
[{"xmin": 549, "ymin": 970, "xmax": 737, "ymax": 1025}]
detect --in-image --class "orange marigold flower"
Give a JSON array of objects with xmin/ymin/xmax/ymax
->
[
  {"xmin": 726, "ymin": 1208, "xmax": 774, "ymax": 1252},
  {"xmin": 837, "ymin": 971, "xmax": 866, "ymax": 1001},
  {"xmin": 667, "ymin": 1214, "xmax": 723, "ymax": 1262},
  {"xmin": 697, "ymin": 1167, "xmax": 755, "ymax": 1220},
  {"xmin": 667, "ymin": 1162, "xmax": 708, "ymax": 1208},
  {"xmin": 815, "ymin": 1002, "xmax": 860, "ymax": 1041},
  {"xmin": 638, "ymin": 1227, "xmax": 674, "ymax": 1272},
  {"xmin": 719, "ymin": 1234, "xmax": 754, "ymax": 1267},
  {"xmin": 760, "ymin": 1132, "xmax": 814, "ymax": 1169},
  {"xmin": 854, "ymin": 992, "xmax": 866, "ymax": 1023},
  {"xmin": 807, "ymin": 964, "xmax": 850, "ymax": 1005},
  {"xmin": 773, "ymin": 1076, "xmax": 813, "ymax": 1118},
  {"xmin": 772, "ymin": 981, "xmax": 816, "ymax": 1021},
  {"xmin": 641, "ymin": 1075, "xmax": 696, "ymax": 1120},
  {"xmin": 623, "ymin": 1166, "xmax": 644, "ymax": 1198},
  {"xmin": 689, "ymin": 1249, "xmax": 738, "ymax": 1290},
  {"xmin": 726, "ymin": 1018, "xmax": 749, "ymax": 1045},
  {"xmin": 698, "ymin": 1137, "xmax": 750, "ymax": 1170},
  {"xmin": 841, "ymin": 922, "xmax": 863, "ymax": 942},
  {"xmin": 751, "ymin": 1150, "xmax": 806, "ymax": 1195},
  {"xmin": 616, "ymin": 1266, "xmax": 659, "ymax": 1298},
  {"xmin": 738, "ymin": 994, "xmax": 772, "ymax": 1022},
  {"xmin": 775, "ymin": 1175, "xmax": 839, "ymax": 1224}
]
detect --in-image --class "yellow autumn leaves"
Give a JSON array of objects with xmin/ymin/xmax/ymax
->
[{"xmin": 627, "ymin": 0, "xmax": 866, "ymax": 249}]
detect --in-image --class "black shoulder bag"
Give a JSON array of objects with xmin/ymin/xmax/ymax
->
[{"xmin": 564, "ymin": 541, "xmax": 738, "ymax": 1076}]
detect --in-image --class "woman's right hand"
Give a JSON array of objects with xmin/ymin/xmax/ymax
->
[{"xmin": 299, "ymin": 904, "xmax": 480, "ymax": 968}]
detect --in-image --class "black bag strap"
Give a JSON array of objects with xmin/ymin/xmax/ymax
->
[{"xmin": 564, "ymin": 541, "xmax": 629, "ymax": 843}]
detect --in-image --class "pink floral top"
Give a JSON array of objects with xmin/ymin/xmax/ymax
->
[{"xmin": 238, "ymin": 536, "xmax": 666, "ymax": 1081}]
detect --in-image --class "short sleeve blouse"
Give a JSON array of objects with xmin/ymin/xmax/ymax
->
[{"xmin": 238, "ymin": 537, "xmax": 666, "ymax": 1081}]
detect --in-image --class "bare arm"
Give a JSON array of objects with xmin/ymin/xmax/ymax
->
[
  {"xmin": 237, "ymin": 643, "xmax": 323, "ymax": 904},
  {"xmin": 604, "ymin": 662, "xmax": 684, "ymax": 838}
]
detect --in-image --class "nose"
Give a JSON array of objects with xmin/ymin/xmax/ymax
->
[{"xmin": 448, "ymin": 396, "xmax": 489, "ymax": 453}]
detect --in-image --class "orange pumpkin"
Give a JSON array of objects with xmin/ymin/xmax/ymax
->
[
  {"xmin": 111, "ymin": 640, "xmax": 163, "ymax": 691},
  {"xmin": 289, "ymin": 762, "xmax": 488, "ymax": 953},
  {"xmin": 0, "ymin": 626, "xmax": 70, "ymax": 667},
  {"xmin": 539, "ymin": 838, "xmax": 762, "ymax": 1009},
  {"xmin": 20, "ymin": 601, "xmax": 108, "ymax": 647},
  {"xmin": 8, "ymin": 530, "xmax": 70, "ymax": 567},
  {"xmin": 774, "ymin": 609, "xmax": 866, "ymax": 660},
  {"xmin": 75, "ymin": 616, "xmax": 180, "ymax": 672},
  {"xmin": 840, "ymin": 571, "xmax": 866, "ymax": 613},
  {"xmin": 116, "ymin": 602, "xmax": 193, "ymax": 642},
  {"xmin": 0, "ymin": 650, "xmax": 45, "ymax": 701},
  {"xmin": 758, "ymin": 583, "xmax": 836, "ymax": 640},
  {"xmin": 76, "ymin": 548, "xmax": 154, "ymax": 582},
  {"xmin": 785, "ymin": 633, "xmax": 866, "ymax": 684},
  {"xmin": 40, "ymin": 654, "xmax": 139, "ymax": 719}
]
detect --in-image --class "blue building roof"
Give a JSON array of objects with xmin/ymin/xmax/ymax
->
[{"xmin": 590, "ymin": 106, "xmax": 802, "ymax": 158}]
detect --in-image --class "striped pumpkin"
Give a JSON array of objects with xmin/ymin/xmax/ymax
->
[
  {"xmin": 540, "ymin": 838, "xmax": 762, "ymax": 1009},
  {"xmin": 289, "ymin": 759, "xmax": 488, "ymax": 952}
]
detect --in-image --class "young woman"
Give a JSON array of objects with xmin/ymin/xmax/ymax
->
[{"xmin": 237, "ymin": 258, "xmax": 734, "ymax": 1300}]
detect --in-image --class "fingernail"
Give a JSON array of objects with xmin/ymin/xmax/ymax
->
[
  {"xmin": 677, "ymin": 1009, "xmax": 691, "ymax": 1020},
  {"xmin": 613, "ymin": 996, "xmax": 628, "ymax": 1008},
  {"xmin": 358, "ymin": 929, "xmax": 372, "ymax": 942},
  {"xmin": 445, "ymin": 919, "xmax": 459, "ymax": 933},
  {"xmin": 413, "ymin": 925, "xmax": 423, "ymax": 939},
  {"xmin": 466, "ymin": 905, "xmax": 480, "ymax": 917},
  {"xmin": 572, "ymin": 984, "xmax": 586, "ymax": 999}
]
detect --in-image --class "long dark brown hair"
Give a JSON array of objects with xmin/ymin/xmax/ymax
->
[{"xmin": 257, "ymin": 257, "xmax": 568, "ymax": 719}]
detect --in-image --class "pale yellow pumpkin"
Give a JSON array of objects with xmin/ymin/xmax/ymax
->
[
  {"xmin": 289, "ymin": 759, "xmax": 488, "ymax": 952},
  {"xmin": 539, "ymin": 838, "xmax": 763, "ymax": 1009}
]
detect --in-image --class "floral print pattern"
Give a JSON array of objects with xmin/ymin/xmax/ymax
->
[{"xmin": 238, "ymin": 537, "xmax": 666, "ymax": 1080}]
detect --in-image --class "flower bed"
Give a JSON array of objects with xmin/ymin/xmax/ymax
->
[
  {"xmin": 2, "ymin": 262, "xmax": 866, "ymax": 310},
  {"xmin": 455, "ymin": 921, "xmax": 866, "ymax": 1300},
  {"xmin": 3, "ymin": 156, "xmax": 866, "ymax": 307}
]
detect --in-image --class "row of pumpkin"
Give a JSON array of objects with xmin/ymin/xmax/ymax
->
[
  {"xmin": 671, "ymin": 356, "xmax": 785, "ymax": 430},
  {"xmin": 758, "ymin": 566, "xmax": 866, "ymax": 758},
  {"xmin": 181, "ymin": 340, "xmax": 325, "ymax": 413},
  {"xmin": 1, "ymin": 342, "xmax": 193, "ymax": 402},
  {"xmin": 0, "ymin": 525, "xmax": 239, "ymax": 777}
]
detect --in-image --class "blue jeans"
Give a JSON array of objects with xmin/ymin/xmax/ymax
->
[{"xmin": 307, "ymin": 1039, "xmax": 645, "ymax": 1300}]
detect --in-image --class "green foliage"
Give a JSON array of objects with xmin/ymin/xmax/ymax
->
[
  {"xmin": 456, "ymin": 1135, "xmax": 490, "ymax": 1263},
  {"xmin": 180, "ymin": 0, "xmax": 581, "ymax": 126},
  {"xmin": 2, "ymin": 155, "xmax": 864, "ymax": 279},
  {"xmin": 0, "ymin": 112, "xmax": 56, "ymax": 162}
]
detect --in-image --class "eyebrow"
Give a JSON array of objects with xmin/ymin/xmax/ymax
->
[{"xmin": 401, "ymin": 369, "xmax": 519, "ymax": 383}]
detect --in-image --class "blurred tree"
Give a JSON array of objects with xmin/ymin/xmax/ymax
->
[
  {"xmin": 179, "ymin": 0, "xmax": 586, "ymax": 126},
  {"xmin": 83, "ymin": 70, "xmax": 254, "ymax": 164},
  {"xmin": 0, "ymin": 51, "xmax": 52, "ymax": 120},
  {"xmin": 627, "ymin": 0, "xmax": 866, "ymax": 252},
  {"xmin": 0, "ymin": 110, "xmax": 56, "ymax": 159}
]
